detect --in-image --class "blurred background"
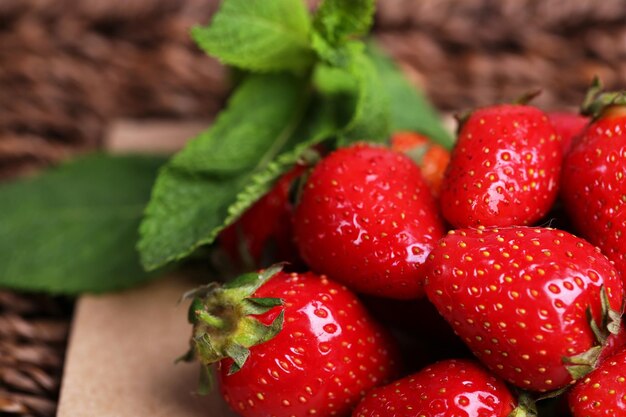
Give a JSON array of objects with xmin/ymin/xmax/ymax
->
[
  {"xmin": 3, "ymin": 0, "xmax": 626, "ymax": 180},
  {"xmin": 1, "ymin": 0, "xmax": 626, "ymax": 415}
]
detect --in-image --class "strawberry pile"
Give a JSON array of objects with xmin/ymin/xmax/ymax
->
[{"xmin": 181, "ymin": 81, "xmax": 626, "ymax": 417}]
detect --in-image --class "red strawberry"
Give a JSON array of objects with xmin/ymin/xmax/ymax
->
[
  {"xmin": 440, "ymin": 104, "xmax": 562, "ymax": 228},
  {"xmin": 352, "ymin": 359, "xmax": 530, "ymax": 417},
  {"xmin": 561, "ymin": 86, "xmax": 626, "ymax": 282},
  {"xmin": 293, "ymin": 144, "xmax": 445, "ymax": 299},
  {"xmin": 391, "ymin": 131, "xmax": 451, "ymax": 197},
  {"xmin": 183, "ymin": 265, "xmax": 399, "ymax": 417},
  {"xmin": 219, "ymin": 165, "xmax": 305, "ymax": 268},
  {"xmin": 569, "ymin": 347, "xmax": 626, "ymax": 416},
  {"xmin": 424, "ymin": 226, "xmax": 624, "ymax": 392},
  {"xmin": 548, "ymin": 111, "xmax": 589, "ymax": 155}
]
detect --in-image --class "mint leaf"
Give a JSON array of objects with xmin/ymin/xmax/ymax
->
[
  {"xmin": 366, "ymin": 41, "xmax": 455, "ymax": 149},
  {"xmin": 139, "ymin": 74, "xmax": 340, "ymax": 271},
  {"xmin": 313, "ymin": 64, "xmax": 356, "ymax": 95},
  {"xmin": 0, "ymin": 155, "xmax": 165, "ymax": 294},
  {"xmin": 338, "ymin": 48, "xmax": 391, "ymax": 145},
  {"xmin": 192, "ymin": 0, "xmax": 314, "ymax": 73},
  {"xmin": 313, "ymin": 0, "xmax": 375, "ymax": 45},
  {"xmin": 169, "ymin": 75, "xmax": 307, "ymax": 177}
]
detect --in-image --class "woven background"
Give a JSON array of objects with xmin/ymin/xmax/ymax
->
[{"xmin": 1, "ymin": 0, "xmax": 626, "ymax": 415}]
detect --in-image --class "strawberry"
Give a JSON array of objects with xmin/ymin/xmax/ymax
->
[
  {"xmin": 569, "ymin": 347, "xmax": 626, "ymax": 416},
  {"xmin": 548, "ymin": 111, "xmax": 589, "ymax": 155},
  {"xmin": 424, "ymin": 226, "xmax": 624, "ymax": 392},
  {"xmin": 219, "ymin": 165, "xmax": 305, "ymax": 268},
  {"xmin": 440, "ymin": 104, "xmax": 562, "ymax": 228},
  {"xmin": 293, "ymin": 144, "xmax": 445, "ymax": 299},
  {"xmin": 561, "ymin": 82, "xmax": 626, "ymax": 282},
  {"xmin": 182, "ymin": 265, "xmax": 399, "ymax": 417},
  {"xmin": 391, "ymin": 131, "xmax": 451, "ymax": 197},
  {"xmin": 352, "ymin": 359, "xmax": 532, "ymax": 417}
]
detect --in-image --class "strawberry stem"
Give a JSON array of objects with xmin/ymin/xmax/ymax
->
[
  {"xmin": 179, "ymin": 264, "xmax": 287, "ymax": 394},
  {"xmin": 507, "ymin": 392, "xmax": 538, "ymax": 417},
  {"xmin": 580, "ymin": 76, "xmax": 626, "ymax": 119},
  {"xmin": 196, "ymin": 310, "xmax": 226, "ymax": 329},
  {"xmin": 513, "ymin": 89, "xmax": 542, "ymax": 105}
]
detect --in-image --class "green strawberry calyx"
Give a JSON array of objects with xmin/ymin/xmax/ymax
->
[
  {"xmin": 581, "ymin": 76, "xmax": 626, "ymax": 119},
  {"xmin": 177, "ymin": 264, "xmax": 286, "ymax": 393},
  {"xmin": 507, "ymin": 392, "xmax": 538, "ymax": 417},
  {"xmin": 563, "ymin": 286, "xmax": 623, "ymax": 380}
]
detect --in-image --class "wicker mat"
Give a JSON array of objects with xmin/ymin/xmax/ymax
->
[
  {"xmin": 0, "ymin": 293, "xmax": 70, "ymax": 416},
  {"xmin": 1, "ymin": 0, "xmax": 626, "ymax": 415}
]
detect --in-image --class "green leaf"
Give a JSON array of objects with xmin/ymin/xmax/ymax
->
[
  {"xmin": 191, "ymin": 0, "xmax": 314, "ymax": 73},
  {"xmin": 243, "ymin": 297, "xmax": 285, "ymax": 315},
  {"xmin": 139, "ymin": 75, "xmax": 340, "ymax": 271},
  {"xmin": 313, "ymin": 0, "xmax": 375, "ymax": 45},
  {"xmin": 224, "ymin": 343, "xmax": 251, "ymax": 375},
  {"xmin": 313, "ymin": 64, "xmax": 357, "ymax": 96},
  {"xmin": 337, "ymin": 48, "xmax": 391, "ymax": 145},
  {"xmin": 0, "ymin": 154, "xmax": 165, "ymax": 294},
  {"xmin": 311, "ymin": 0, "xmax": 375, "ymax": 66},
  {"xmin": 366, "ymin": 40, "xmax": 455, "ymax": 149},
  {"xmin": 168, "ymin": 75, "xmax": 306, "ymax": 177}
]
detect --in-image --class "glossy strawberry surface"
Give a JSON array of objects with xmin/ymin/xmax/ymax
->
[
  {"xmin": 561, "ymin": 107, "xmax": 626, "ymax": 281},
  {"xmin": 219, "ymin": 271, "xmax": 398, "ymax": 417},
  {"xmin": 440, "ymin": 104, "xmax": 561, "ymax": 228},
  {"xmin": 352, "ymin": 359, "xmax": 517, "ymax": 417},
  {"xmin": 548, "ymin": 111, "xmax": 589, "ymax": 155},
  {"xmin": 391, "ymin": 131, "xmax": 451, "ymax": 197},
  {"xmin": 424, "ymin": 226, "xmax": 624, "ymax": 392},
  {"xmin": 294, "ymin": 144, "xmax": 445, "ymax": 299},
  {"xmin": 569, "ymin": 348, "xmax": 626, "ymax": 417}
]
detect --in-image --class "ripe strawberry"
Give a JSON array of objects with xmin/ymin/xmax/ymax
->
[
  {"xmin": 561, "ymin": 85, "xmax": 626, "ymax": 281},
  {"xmin": 219, "ymin": 165, "xmax": 305, "ymax": 268},
  {"xmin": 293, "ymin": 144, "xmax": 445, "ymax": 299},
  {"xmin": 440, "ymin": 104, "xmax": 562, "ymax": 228},
  {"xmin": 182, "ymin": 265, "xmax": 399, "ymax": 417},
  {"xmin": 424, "ymin": 226, "xmax": 624, "ymax": 392},
  {"xmin": 391, "ymin": 131, "xmax": 451, "ymax": 197},
  {"xmin": 569, "ymin": 348, "xmax": 626, "ymax": 416},
  {"xmin": 548, "ymin": 111, "xmax": 589, "ymax": 155},
  {"xmin": 352, "ymin": 359, "xmax": 530, "ymax": 417}
]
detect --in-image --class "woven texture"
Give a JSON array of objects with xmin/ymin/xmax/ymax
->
[
  {"xmin": 1, "ymin": 0, "xmax": 626, "ymax": 415},
  {"xmin": 376, "ymin": 0, "xmax": 626, "ymax": 111},
  {"xmin": 0, "ymin": 292, "xmax": 70, "ymax": 416},
  {"xmin": 2, "ymin": 0, "xmax": 626, "ymax": 177}
]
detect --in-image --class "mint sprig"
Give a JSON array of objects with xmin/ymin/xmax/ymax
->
[
  {"xmin": 2, "ymin": 0, "xmax": 452, "ymax": 294},
  {"xmin": 138, "ymin": 0, "xmax": 451, "ymax": 271},
  {"xmin": 139, "ymin": 74, "xmax": 339, "ymax": 270}
]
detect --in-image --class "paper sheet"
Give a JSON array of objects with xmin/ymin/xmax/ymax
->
[{"xmin": 57, "ymin": 276, "xmax": 238, "ymax": 417}]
